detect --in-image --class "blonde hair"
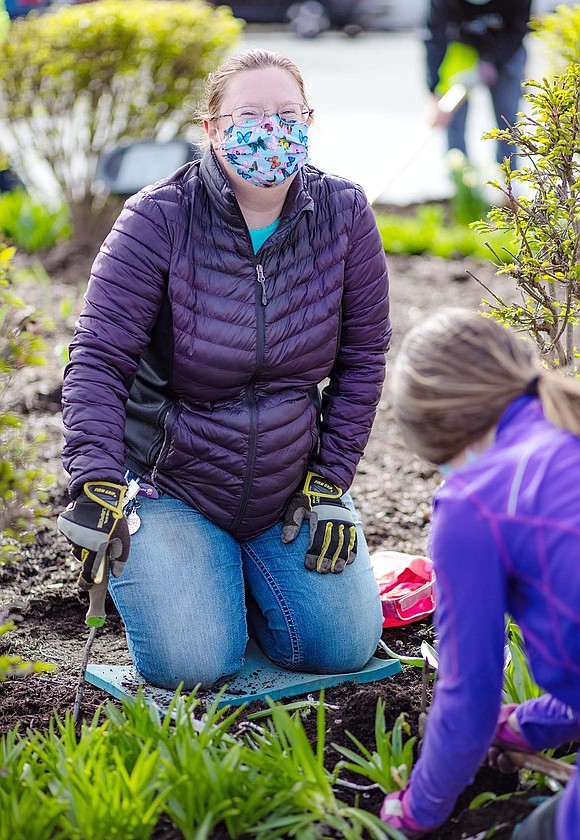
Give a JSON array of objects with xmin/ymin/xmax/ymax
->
[
  {"xmin": 392, "ymin": 308, "xmax": 580, "ymax": 464},
  {"xmin": 196, "ymin": 49, "xmax": 309, "ymax": 121}
]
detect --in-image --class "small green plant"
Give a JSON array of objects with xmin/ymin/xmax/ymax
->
[
  {"xmin": 0, "ymin": 619, "xmax": 55, "ymax": 683},
  {"xmin": 446, "ymin": 149, "xmax": 490, "ymax": 226},
  {"xmin": 0, "ymin": 190, "xmax": 70, "ymax": 252},
  {"xmin": 503, "ymin": 620, "xmax": 543, "ymax": 704},
  {"xmin": 375, "ymin": 204, "xmax": 515, "ymax": 260},
  {"xmin": 242, "ymin": 697, "xmax": 393, "ymax": 839},
  {"xmin": 473, "ymin": 62, "xmax": 580, "ymax": 368},
  {"xmin": 333, "ymin": 703, "xmax": 417, "ymax": 794}
]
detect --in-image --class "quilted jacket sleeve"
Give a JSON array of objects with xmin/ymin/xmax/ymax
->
[
  {"xmin": 62, "ymin": 191, "xmax": 172, "ymax": 498},
  {"xmin": 310, "ymin": 187, "xmax": 390, "ymax": 490}
]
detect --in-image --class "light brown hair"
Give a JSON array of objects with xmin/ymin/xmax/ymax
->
[
  {"xmin": 392, "ymin": 308, "xmax": 580, "ymax": 464},
  {"xmin": 196, "ymin": 49, "xmax": 309, "ymax": 121}
]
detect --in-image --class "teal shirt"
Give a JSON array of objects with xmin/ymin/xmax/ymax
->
[{"xmin": 249, "ymin": 219, "xmax": 280, "ymax": 253}]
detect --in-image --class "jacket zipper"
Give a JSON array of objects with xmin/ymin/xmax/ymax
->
[
  {"xmin": 256, "ymin": 263, "xmax": 267, "ymax": 305},
  {"xmin": 230, "ymin": 263, "xmax": 267, "ymax": 533}
]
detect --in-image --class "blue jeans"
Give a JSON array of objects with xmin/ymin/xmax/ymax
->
[
  {"xmin": 448, "ymin": 45, "xmax": 527, "ymax": 166},
  {"xmin": 108, "ymin": 492, "xmax": 384, "ymax": 690}
]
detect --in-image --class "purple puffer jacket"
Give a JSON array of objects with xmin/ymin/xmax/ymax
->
[{"xmin": 62, "ymin": 150, "xmax": 391, "ymax": 540}]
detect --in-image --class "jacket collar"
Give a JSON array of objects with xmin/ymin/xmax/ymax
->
[{"xmin": 198, "ymin": 148, "xmax": 314, "ymax": 232}]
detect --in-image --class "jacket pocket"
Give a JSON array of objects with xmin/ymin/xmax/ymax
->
[{"xmin": 151, "ymin": 402, "xmax": 181, "ymax": 473}]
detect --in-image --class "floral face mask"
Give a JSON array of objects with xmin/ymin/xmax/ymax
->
[{"xmin": 217, "ymin": 116, "xmax": 309, "ymax": 188}]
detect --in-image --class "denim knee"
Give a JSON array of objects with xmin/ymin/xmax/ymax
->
[
  {"xmin": 133, "ymin": 633, "xmax": 246, "ymax": 691},
  {"xmin": 271, "ymin": 605, "xmax": 383, "ymax": 675}
]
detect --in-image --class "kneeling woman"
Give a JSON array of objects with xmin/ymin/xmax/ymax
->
[
  {"xmin": 382, "ymin": 309, "xmax": 580, "ymax": 840},
  {"xmin": 58, "ymin": 49, "xmax": 390, "ymax": 691}
]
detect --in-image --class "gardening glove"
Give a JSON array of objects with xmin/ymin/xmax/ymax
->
[
  {"xmin": 487, "ymin": 703, "xmax": 533, "ymax": 774},
  {"xmin": 57, "ymin": 481, "xmax": 130, "ymax": 589},
  {"xmin": 280, "ymin": 471, "xmax": 357, "ymax": 574},
  {"xmin": 380, "ymin": 790, "xmax": 429, "ymax": 838}
]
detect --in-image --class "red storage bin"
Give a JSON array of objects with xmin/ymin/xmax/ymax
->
[{"xmin": 371, "ymin": 550, "xmax": 436, "ymax": 628}]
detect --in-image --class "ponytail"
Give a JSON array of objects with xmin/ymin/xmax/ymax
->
[
  {"xmin": 536, "ymin": 373, "xmax": 580, "ymax": 436},
  {"xmin": 392, "ymin": 308, "xmax": 580, "ymax": 464}
]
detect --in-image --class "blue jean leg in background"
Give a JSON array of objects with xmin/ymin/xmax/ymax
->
[
  {"xmin": 108, "ymin": 492, "xmax": 383, "ymax": 690},
  {"xmin": 447, "ymin": 45, "xmax": 527, "ymax": 167},
  {"xmin": 489, "ymin": 45, "xmax": 527, "ymax": 165}
]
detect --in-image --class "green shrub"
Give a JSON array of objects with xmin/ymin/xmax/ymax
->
[
  {"xmin": 0, "ymin": 1, "xmax": 242, "ymax": 228},
  {"xmin": 375, "ymin": 204, "xmax": 516, "ymax": 260},
  {"xmin": 0, "ymin": 241, "xmax": 55, "ymax": 680},
  {"xmin": 532, "ymin": 3, "xmax": 580, "ymax": 69},
  {"xmin": 474, "ymin": 62, "xmax": 580, "ymax": 367},
  {"xmin": 0, "ymin": 190, "xmax": 71, "ymax": 252},
  {"xmin": 0, "ymin": 242, "xmax": 51, "ymax": 560}
]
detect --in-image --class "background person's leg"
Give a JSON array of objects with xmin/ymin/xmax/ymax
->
[
  {"xmin": 109, "ymin": 494, "xmax": 247, "ymax": 690},
  {"xmin": 490, "ymin": 45, "xmax": 527, "ymax": 167},
  {"xmin": 242, "ymin": 493, "xmax": 383, "ymax": 674},
  {"xmin": 447, "ymin": 99, "xmax": 469, "ymax": 156}
]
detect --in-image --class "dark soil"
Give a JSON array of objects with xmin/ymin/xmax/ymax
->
[{"xmin": 1, "ymin": 246, "xmax": 551, "ymax": 838}]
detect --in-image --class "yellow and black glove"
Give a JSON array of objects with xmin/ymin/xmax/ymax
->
[
  {"xmin": 57, "ymin": 481, "xmax": 130, "ymax": 590},
  {"xmin": 281, "ymin": 471, "xmax": 357, "ymax": 574}
]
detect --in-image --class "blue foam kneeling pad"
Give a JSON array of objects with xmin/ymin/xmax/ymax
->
[{"xmin": 85, "ymin": 639, "xmax": 402, "ymax": 711}]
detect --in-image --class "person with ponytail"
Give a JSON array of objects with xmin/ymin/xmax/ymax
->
[{"xmin": 381, "ymin": 308, "xmax": 580, "ymax": 839}]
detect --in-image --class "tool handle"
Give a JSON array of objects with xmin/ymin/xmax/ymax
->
[
  {"xmin": 83, "ymin": 557, "xmax": 108, "ymax": 628},
  {"xmin": 77, "ymin": 552, "xmax": 108, "ymax": 627},
  {"xmin": 437, "ymin": 82, "xmax": 468, "ymax": 116},
  {"xmin": 505, "ymin": 750, "xmax": 574, "ymax": 784},
  {"xmin": 86, "ymin": 577, "xmax": 107, "ymax": 627}
]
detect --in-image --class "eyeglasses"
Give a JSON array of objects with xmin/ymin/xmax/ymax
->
[{"xmin": 213, "ymin": 104, "xmax": 313, "ymax": 127}]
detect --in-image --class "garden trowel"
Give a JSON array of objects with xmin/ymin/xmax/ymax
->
[
  {"xmin": 72, "ymin": 479, "xmax": 140, "ymax": 724},
  {"xmin": 73, "ymin": 554, "xmax": 109, "ymax": 725}
]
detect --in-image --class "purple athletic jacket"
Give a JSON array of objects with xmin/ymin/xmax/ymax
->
[
  {"xmin": 407, "ymin": 396, "xmax": 580, "ymax": 838},
  {"xmin": 61, "ymin": 150, "xmax": 391, "ymax": 540}
]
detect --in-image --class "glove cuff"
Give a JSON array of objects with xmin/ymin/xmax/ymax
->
[
  {"xmin": 401, "ymin": 790, "xmax": 430, "ymax": 834},
  {"xmin": 380, "ymin": 790, "xmax": 429, "ymax": 835},
  {"xmin": 83, "ymin": 481, "xmax": 126, "ymax": 517},
  {"xmin": 303, "ymin": 471, "xmax": 343, "ymax": 501},
  {"xmin": 495, "ymin": 703, "xmax": 532, "ymax": 752}
]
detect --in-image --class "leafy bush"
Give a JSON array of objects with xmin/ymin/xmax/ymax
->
[
  {"xmin": 0, "ymin": 241, "xmax": 55, "ymax": 680},
  {"xmin": 473, "ymin": 62, "xmax": 580, "ymax": 367},
  {"xmin": 375, "ymin": 204, "xmax": 515, "ymax": 260},
  {"xmin": 532, "ymin": 3, "xmax": 580, "ymax": 69},
  {"xmin": 0, "ymin": 0, "xmax": 242, "ymax": 225},
  {"xmin": 0, "ymin": 242, "xmax": 51, "ymax": 559},
  {"xmin": 0, "ymin": 190, "xmax": 70, "ymax": 252}
]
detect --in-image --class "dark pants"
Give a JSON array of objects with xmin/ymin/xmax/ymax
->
[
  {"xmin": 512, "ymin": 794, "xmax": 560, "ymax": 840},
  {"xmin": 447, "ymin": 44, "xmax": 527, "ymax": 167}
]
